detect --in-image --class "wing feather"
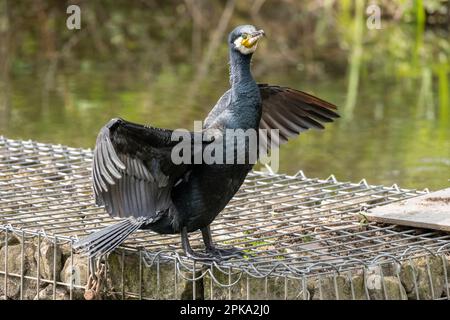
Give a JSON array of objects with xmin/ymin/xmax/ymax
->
[
  {"xmin": 258, "ymin": 84, "xmax": 339, "ymax": 151},
  {"xmin": 92, "ymin": 118, "xmax": 188, "ymax": 219}
]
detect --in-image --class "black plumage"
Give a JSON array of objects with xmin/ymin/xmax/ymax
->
[{"xmin": 74, "ymin": 25, "xmax": 339, "ymax": 260}]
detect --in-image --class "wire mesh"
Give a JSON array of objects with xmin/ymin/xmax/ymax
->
[{"xmin": 0, "ymin": 136, "xmax": 449, "ymax": 300}]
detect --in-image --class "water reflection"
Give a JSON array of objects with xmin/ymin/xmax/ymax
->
[{"xmin": 0, "ymin": 2, "xmax": 448, "ymax": 190}]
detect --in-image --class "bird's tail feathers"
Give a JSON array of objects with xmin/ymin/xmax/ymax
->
[{"xmin": 73, "ymin": 218, "xmax": 145, "ymax": 258}]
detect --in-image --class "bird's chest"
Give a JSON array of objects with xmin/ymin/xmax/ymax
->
[{"xmin": 223, "ymin": 95, "xmax": 262, "ymax": 130}]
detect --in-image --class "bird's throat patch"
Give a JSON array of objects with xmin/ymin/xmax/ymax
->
[
  {"xmin": 242, "ymin": 38, "xmax": 256, "ymax": 48},
  {"xmin": 234, "ymin": 36, "xmax": 258, "ymax": 55}
]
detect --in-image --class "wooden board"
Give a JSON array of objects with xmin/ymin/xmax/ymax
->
[{"xmin": 366, "ymin": 188, "xmax": 450, "ymax": 232}]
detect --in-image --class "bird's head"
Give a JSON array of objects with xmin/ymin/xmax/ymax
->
[{"xmin": 229, "ymin": 25, "xmax": 265, "ymax": 55}]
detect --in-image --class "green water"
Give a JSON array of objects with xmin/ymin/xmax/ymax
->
[{"xmin": 0, "ymin": 14, "xmax": 449, "ymax": 190}]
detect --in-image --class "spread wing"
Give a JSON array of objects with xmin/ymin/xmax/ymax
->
[
  {"xmin": 92, "ymin": 118, "xmax": 199, "ymax": 220},
  {"xmin": 258, "ymin": 84, "xmax": 339, "ymax": 151}
]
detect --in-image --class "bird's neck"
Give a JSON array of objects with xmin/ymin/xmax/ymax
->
[
  {"xmin": 229, "ymin": 50, "xmax": 254, "ymax": 89},
  {"xmin": 227, "ymin": 50, "xmax": 261, "ymax": 129}
]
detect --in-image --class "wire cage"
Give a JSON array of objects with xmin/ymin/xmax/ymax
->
[{"xmin": 0, "ymin": 136, "xmax": 449, "ymax": 300}]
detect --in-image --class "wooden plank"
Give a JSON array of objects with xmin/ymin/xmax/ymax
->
[{"xmin": 365, "ymin": 188, "xmax": 450, "ymax": 232}]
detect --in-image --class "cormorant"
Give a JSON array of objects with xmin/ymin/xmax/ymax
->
[{"xmin": 74, "ymin": 25, "xmax": 339, "ymax": 261}]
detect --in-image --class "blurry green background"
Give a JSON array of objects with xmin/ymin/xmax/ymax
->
[{"xmin": 0, "ymin": 0, "xmax": 449, "ymax": 190}]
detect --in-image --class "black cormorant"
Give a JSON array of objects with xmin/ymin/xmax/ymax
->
[{"xmin": 74, "ymin": 25, "xmax": 339, "ymax": 261}]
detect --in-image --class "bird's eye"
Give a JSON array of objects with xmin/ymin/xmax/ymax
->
[{"xmin": 242, "ymin": 34, "xmax": 248, "ymax": 39}]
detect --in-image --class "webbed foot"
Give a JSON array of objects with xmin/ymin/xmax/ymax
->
[
  {"xmin": 184, "ymin": 248, "xmax": 222, "ymax": 263},
  {"xmin": 205, "ymin": 246, "xmax": 244, "ymax": 259}
]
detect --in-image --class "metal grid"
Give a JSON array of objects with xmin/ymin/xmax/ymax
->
[{"xmin": 0, "ymin": 136, "xmax": 449, "ymax": 300}]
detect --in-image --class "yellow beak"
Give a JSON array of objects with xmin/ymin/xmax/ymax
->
[{"xmin": 242, "ymin": 30, "xmax": 265, "ymax": 48}]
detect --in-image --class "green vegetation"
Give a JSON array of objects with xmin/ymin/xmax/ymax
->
[
  {"xmin": 302, "ymin": 235, "xmax": 314, "ymax": 243},
  {"xmin": 0, "ymin": 0, "xmax": 449, "ymax": 190}
]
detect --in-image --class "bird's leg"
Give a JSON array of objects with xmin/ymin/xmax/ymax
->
[
  {"xmin": 181, "ymin": 227, "xmax": 220, "ymax": 262},
  {"xmin": 201, "ymin": 225, "xmax": 244, "ymax": 259}
]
